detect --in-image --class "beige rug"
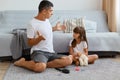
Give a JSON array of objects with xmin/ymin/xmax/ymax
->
[{"xmin": 3, "ymin": 58, "xmax": 120, "ymax": 80}]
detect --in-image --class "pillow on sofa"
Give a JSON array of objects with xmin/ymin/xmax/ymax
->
[
  {"xmin": 84, "ymin": 20, "xmax": 97, "ymax": 33},
  {"xmin": 63, "ymin": 18, "xmax": 84, "ymax": 33},
  {"xmin": 63, "ymin": 18, "xmax": 97, "ymax": 33}
]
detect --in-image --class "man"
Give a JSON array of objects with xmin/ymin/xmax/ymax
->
[{"xmin": 14, "ymin": 0, "xmax": 73, "ymax": 73}]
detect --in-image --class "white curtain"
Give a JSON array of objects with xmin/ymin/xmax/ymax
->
[{"xmin": 116, "ymin": 0, "xmax": 120, "ymax": 32}]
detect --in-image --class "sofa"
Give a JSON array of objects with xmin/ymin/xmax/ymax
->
[{"xmin": 0, "ymin": 10, "xmax": 120, "ymax": 60}]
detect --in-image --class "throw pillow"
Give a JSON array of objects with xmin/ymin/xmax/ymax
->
[
  {"xmin": 63, "ymin": 18, "xmax": 85, "ymax": 33},
  {"xmin": 84, "ymin": 20, "xmax": 97, "ymax": 33}
]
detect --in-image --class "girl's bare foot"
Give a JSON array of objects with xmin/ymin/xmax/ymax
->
[
  {"xmin": 14, "ymin": 58, "xmax": 25, "ymax": 67},
  {"xmin": 89, "ymin": 61, "xmax": 94, "ymax": 64}
]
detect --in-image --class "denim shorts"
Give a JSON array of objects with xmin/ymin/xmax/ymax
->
[{"xmin": 31, "ymin": 50, "xmax": 64, "ymax": 63}]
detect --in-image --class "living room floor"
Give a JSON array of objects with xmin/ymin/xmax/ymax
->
[
  {"xmin": 0, "ymin": 55, "xmax": 120, "ymax": 80},
  {"xmin": 0, "ymin": 62, "xmax": 10, "ymax": 80}
]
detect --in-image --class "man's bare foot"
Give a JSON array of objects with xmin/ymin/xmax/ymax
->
[
  {"xmin": 68, "ymin": 55, "xmax": 73, "ymax": 61},
  {"xmin": 67, "ymin": 55, "xmax": 73, "ymax": 64},
  {"xmin": 61, "ymin": 55, "xmax": 73, "ymax": 65},
  {"xmin": 14, "ymin": 58, "xmax": 25, "ymax": 67}
]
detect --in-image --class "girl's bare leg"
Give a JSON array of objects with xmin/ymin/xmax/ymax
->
[{"xmin": 88, "ymin": 54, "xmax": 98, "ymax": 64}]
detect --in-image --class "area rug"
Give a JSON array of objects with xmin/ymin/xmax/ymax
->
[{"xmin": 3, "ymin": 58, "xmax": 120, "ymax": 80}]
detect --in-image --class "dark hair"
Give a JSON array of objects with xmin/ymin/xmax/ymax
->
[
  {"xmin": 71, "ymin": 26, "xmax": 88, "ymax": 48},
  {"xmin": 38, "ymin": 0, "xmax": 53, "ymax": 12}
]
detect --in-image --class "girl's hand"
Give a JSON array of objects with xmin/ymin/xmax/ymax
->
[
  {"xmin": 77, "ymin": 52, "xmax": 81, "ymax": 57},
  {"xmin": 73, "ymin": 54, "xmax": 78, "ymax": 57}
]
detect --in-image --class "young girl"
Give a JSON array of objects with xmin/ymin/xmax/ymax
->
[{"xmin": 69, "ymin": 26, "xmax": 98, "ymax": 66}]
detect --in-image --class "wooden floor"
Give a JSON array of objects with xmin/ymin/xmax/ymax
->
[
  {"xmin": 0, "ymin": 62, "xmax": 10, "ymax": 80},
  {"xmin": 0, "ymin": 55, "xmax": 120, "ymax": 80}
]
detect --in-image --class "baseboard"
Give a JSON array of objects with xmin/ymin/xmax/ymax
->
[
  {"xmin": 0, "ymin": 56, "xmax": 13, "ymax": 61},
  {"xmin": 89, "ymin": 51, "xmax": 119, "ymax": 57},
  {"xmin": 58, "ymin": 51, "xmax": 119, "ymax": 57}
]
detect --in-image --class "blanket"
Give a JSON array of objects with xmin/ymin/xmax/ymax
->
[{"xmin": 10, "ymin": 28, "xmax": 30, "ymax": 59}]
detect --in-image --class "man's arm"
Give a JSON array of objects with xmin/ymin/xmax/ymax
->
[
  {"xmin": 52, "ymin": 22, "xmax": 66, "ymax": 31},
  {"xmin": 28, "ymin": 31, "xmax": 45, "ymax": 46}
]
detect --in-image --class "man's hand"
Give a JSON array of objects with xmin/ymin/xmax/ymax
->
[
  {"xmin": 37, "ymin": 31, "xmax": 45, "ymax": 40},
  {"xmin": 55, "ymin": 22, "xmax": 66, "ymax": 31},
  {"xmin": 28, "ymin": 31, "xmax": 45, "ymax": 46}
]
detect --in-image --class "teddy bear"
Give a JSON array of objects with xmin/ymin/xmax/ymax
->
[
  {"xmin": 74, "ymin": 52, "xmax": 88, "ymax": 66},
  {"xmin": 79, "ymin": 54, "xmax": 88, "ymax": 66}
]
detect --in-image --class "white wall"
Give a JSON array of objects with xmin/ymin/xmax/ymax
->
[
  {"xmin": 0, "ymin": 0, "xmax": 40, "ymax": 11},
  {"xmin": 0, "ymin": 0, "xmax": 102, "ymax": 11},
  {"xmin": 52, "ymin": 0, "xmax": 102, "ymax": 10}
]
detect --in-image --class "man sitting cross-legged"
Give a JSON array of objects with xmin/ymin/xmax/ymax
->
[{"xmin": 14, "ymin": 0, "xmax": 73, "ymax": 73}]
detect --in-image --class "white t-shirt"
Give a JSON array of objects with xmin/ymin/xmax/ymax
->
[
  {"xmin": 69, "ymin": 40, "xmax": 87, "ymax": 54},
  {"xmin": 27, "ymin": 18, "xmax": 54, "ymax": 53}
]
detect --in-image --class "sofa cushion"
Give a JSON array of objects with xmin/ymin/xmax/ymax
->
[
  {"xmin": 1, "ymin": 10, "xmax": 109, "ymax": 33},
  {"xmin": 53, "ymin": 32, "xmax": 72, "ymax": 53},
  {"xmin": 0, "ymin": 33, "xmax": 13, "ymax": 56}
]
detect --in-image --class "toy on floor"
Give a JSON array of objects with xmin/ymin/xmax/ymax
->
[{"xmin": 75, "ymin": 66, "xmax": 80, "ymax": 71}]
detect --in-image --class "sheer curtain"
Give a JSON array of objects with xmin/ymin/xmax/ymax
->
[
  {"xmin": 116, "ymin": 0, "xmax": 120, "ymax": 32},
  {"xmin": 102, "ymin": 0, "xmax": 117, "ymax": 32}
]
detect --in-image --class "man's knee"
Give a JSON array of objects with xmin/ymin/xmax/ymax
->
[{"xmin": 34, "ymin": 63, "xmax": 46, "ymax": 72}]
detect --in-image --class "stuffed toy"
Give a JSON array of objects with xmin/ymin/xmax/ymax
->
[{"xmin": 79, "ymin": 54, "xmax": 88, "ymax": 66}]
